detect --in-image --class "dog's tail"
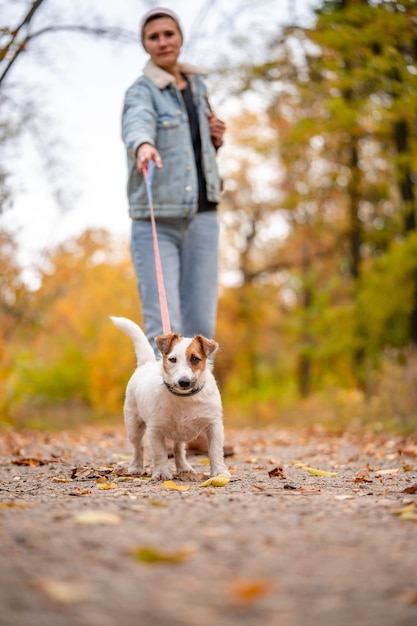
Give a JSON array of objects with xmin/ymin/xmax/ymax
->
[{"xmin": 110, "ymin": 316, "xmax": 156, "ymax": 366}]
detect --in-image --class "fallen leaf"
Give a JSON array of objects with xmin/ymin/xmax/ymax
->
[
  {"xmin": 251, "ymin": 484, "xmax": 268, "ymax": 491},
  {"xmin": 396, "ymin": 587, "xmax": 417, "ymax": 605},
  {"xmin": 231, "ymin": 579, "xmax": 272, "ymax": 605},
  {"xmin": 132, "ymin": 545, "xmax": 194, "ymax": 564},
  {"xmin": 351, "ymin": 469, "xmax": 373, "ymax": 483},
  {"xmin": 0, "ymin": 502, "xmax": 30, "ymax": 509},
  {"xmin": 375, "ymin": 468, "xmax": 400, "ymax": 477},
  {"xmin": 402, "ymin": 484, "xmax": 417, "ymax": 494},
  {"xmin": 393, "ymin": 503, "xmax": 417, "ymax": 522},
  {"xmin": 71, "ymin": 467, "xmax": 103, "ymax": 480},
  {"xmin": 72, "ymin": 511, "xmax": 121, "ymax": 525},
  {"xmin": 68, "ymin": 487, "xmax": 91, "ymax": 497},
  {"xmin": 96, "ymin": 479, "xmax": 117, "ymax": 490},
  {"xmin": 37, "ymin": 579, "xmax": 88, "ymax": 604},
  {"xmin": 268, "ymin": 466, "xmax": 286, "ymax": 479},
  {"xmin": 199, "ymin": 474, "xmax": 231, "ymax": 488},
  {"xmin": 12, "ymin": 457, "xmax": 52, "ymax": 467},
  {"xmin": 291, "ymin": 461, "xmax": 337, "ymax": 476},
  {"xmin": 52, "ymin": 477, "xmax": 70, "ymax": 483},
  {"xmin": 163, "ymin": 481, "xmax": 191, "ymax": 491},
  {"xmin": 304, "ymin": 466, "xmax": 337, "ymax": 477}
]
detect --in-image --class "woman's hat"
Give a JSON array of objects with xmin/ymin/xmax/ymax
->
[{"xmin": 140, "ymin": 7, "xmax": 183, "ymax": 45}]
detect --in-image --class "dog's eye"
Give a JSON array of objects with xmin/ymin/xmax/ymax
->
[
  {"xmin": 190, "ymin": 354, "xmax": 201, "ymax": 365},
  {"xmin": 168, "ymin": 356, "xmax": 177, "ymax": 363}
]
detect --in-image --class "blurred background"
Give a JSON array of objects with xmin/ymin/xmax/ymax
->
[{"xmin": 1, "ymin": 0, "xmax": 417, "ymax": 433}]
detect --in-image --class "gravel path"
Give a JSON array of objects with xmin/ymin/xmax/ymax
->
[{"xmin": 1, "ymin": 426, "xmax": 417, "ymax": 626}]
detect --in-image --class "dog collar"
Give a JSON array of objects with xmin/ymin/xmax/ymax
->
[{"xmin": 163, "ymin": 381, "xmax": 205, "ymax": 397}]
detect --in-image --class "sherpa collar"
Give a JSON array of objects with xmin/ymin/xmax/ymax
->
[{"xmin": 143, "ymin": 59, "xmax": 206, "ymax": 89}]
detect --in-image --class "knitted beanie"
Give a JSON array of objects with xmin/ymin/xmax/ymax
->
[{"xmin": 140, "ymin": 7, "xmax": 183, "ymax": 46}]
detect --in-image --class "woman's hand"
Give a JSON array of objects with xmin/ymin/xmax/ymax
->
[
  {"xmin": 136, "ymin": 143, "xmax": 163, "ymax": 172},
  {"xmin": 208, "ymin": 114, "xmax": 226, "ymax": 148}
]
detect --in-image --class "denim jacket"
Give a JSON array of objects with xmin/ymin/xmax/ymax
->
[{"xmin": 121, "ymin": 60, "xmax": 221, "ymax": 219}]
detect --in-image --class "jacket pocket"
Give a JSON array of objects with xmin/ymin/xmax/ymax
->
[{"xmin": 156, "ymin": 114, "xmax": 180, "ymax": 152}]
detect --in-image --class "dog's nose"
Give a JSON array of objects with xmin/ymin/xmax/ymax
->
[{"xmin": 178, "ymin": 377, "xmax": 191, "ymax": 389}]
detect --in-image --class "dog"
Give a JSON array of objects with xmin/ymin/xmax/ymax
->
[{"xmin": 110, "ymin": 316, "xmax": 230, "ymax": 481}]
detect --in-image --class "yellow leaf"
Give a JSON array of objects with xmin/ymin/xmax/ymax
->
[
  {"xmin": 393, "ymin": 504, "xmax": 417, "ymax": 521},
  {"xmin": 163, "ymin": 481, "xmax": 191, "ymax": 491},
  {"xmin": 132, "ymin": 545, "xmax": 194, "ymax": 564},
  {"xmin": 0, "ymin": 502, "xmax": 30, "ymax": 509},
  {"xmin": 72, "ymin": 510, "xmax": 121, "ymax": 525},
  {"xmin": 293, "ymin": 462, "xmax": 337, "ymax": 477},
  {"xmin": 305, "ymin": 467, "xmax": 337, "ymax": 477},
  {"xmin": 199, "ymin": 474, "xmax": 231, "ymax": 488},
  {"xmin": 96, "ymin": 481, "xmax": 117, "ymax": 490}
]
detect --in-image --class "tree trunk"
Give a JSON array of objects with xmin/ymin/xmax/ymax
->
[
  {"xmin": 393, "ymin": 119, "xmax": 417, "ymax": 344},
  {"xmin": 298, "ymin": 240, "xmax": 313, "ymax": 398}
]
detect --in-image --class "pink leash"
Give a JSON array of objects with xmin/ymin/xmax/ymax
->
[{"xmin": 142, "ymin": 160, "xmax": 172, "ymax": 335}]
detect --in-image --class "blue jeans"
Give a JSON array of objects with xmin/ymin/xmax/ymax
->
[{"xmin": 130, "ymin": 212, "xmax": 219, "ymax": 355}]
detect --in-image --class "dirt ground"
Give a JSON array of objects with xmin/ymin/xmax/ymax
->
[{"xmin": 1, "ymin": 424, "xmax": 417, "ymax": 626}]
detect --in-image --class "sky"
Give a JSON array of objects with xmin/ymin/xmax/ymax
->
[{"xmin": 1, "ymin": 0, "xmax": 319, "ymax": 284}]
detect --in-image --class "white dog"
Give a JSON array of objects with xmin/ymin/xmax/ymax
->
[{"xmin": 110, "ymin": 316, "xmax": 230, "ymax": 481}]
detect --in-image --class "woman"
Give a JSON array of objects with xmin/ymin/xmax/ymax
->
[{"xmin": 121, "ymin": 7, "xmax": 225, "ymax": 355}]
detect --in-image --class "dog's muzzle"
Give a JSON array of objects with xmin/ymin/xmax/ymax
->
[{"xmin": 163, "ymin": 381, "xmax": 205, "ymax": 397}]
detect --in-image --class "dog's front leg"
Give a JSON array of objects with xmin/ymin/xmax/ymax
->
[
  {"xmin": 174, "ymin": 442, "xmax": 196, "ymax": 475},
  {"xmin": 148, "ymin": 430, "xmax": 172, "ymax": 480},
  {"xmin": 207, "ymin": 423, "xmax": 231, "ymax": 477}
]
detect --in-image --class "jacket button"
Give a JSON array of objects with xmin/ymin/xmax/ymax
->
[{"xmin": 185, "ymin": 185, "xmax": 192, "ymax": 192}]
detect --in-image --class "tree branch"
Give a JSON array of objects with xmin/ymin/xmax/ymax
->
[{"xmin": 0, "ymin": 23, "xmax": 137, "ymax": 87}]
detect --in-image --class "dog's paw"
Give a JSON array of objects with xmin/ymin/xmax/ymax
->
[
  {"xmin": 176, "ymin": 464, "xmax": 197, "ymax": 475},
  {"xmin": 176, "ymin": 465, "xmax": 197, "ymax": 476},
  {"xmin": 152, "ymin": 467, "xmax": 173, "ymax": 481},
  {"xmin": 210, "ymin": 466, "xmax": 231, "ymax": 478},
  {"xmin": 128, "ymin": 464, "xmax": 144, "ymax": 476}
]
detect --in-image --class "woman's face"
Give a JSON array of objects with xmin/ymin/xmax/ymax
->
[{"xmin": 143, "ymin": 17, "xmax": 182, "ymax": 72}]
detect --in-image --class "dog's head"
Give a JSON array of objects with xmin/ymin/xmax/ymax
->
[{"xmin": 155, "ymin": 333, "xmax": 218, "ymax": 396}]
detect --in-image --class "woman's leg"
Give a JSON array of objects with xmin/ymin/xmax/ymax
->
[
  {"xmin": 130, "ymin": 218, "xmax": 183, "ymax": 354},
  {"xmin": 180, "ymin": 211, "xmax": 219, "ymax": 339}
]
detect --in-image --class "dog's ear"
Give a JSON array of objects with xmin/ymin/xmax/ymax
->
[
  {"xmin": 194, "ymin": 335, "xmax": 219, "ymax": 357},
  {"xmin": 155, "ymin": 333, "xmax": 180, "ymax": 355}
]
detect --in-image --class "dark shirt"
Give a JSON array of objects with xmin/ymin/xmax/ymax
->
[{"xmin": 181, "ymin": 77, "xmax": 217, "ymax": 212}]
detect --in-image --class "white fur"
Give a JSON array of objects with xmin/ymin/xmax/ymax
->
[{"xmin": 110, "ymin": 316, "xmax": 230, "ymax": 480}]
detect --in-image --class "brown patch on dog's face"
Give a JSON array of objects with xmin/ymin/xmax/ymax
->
[
  {"xmin": 186, "ymin": 336, "xmax": 218, "ymax": 374},
  {"xmin": 155, "ymin": 333, "xmax": 181, "ymax": 355},
  {"xmin": 194, "ymin": 336, "xmax": 219, "ymax": 358}
]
